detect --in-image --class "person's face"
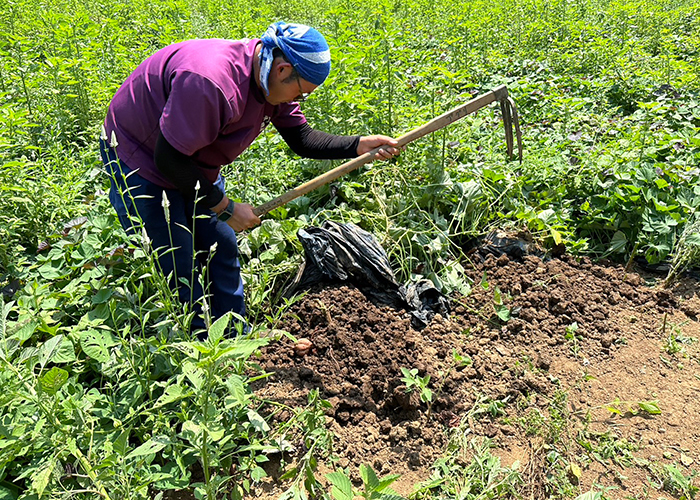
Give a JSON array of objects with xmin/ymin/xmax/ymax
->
[{"xmin": 265, "ymin": 60, "xmax": 317, "ymax": 106}]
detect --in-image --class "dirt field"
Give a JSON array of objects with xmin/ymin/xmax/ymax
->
[{"xmin": 252, "ymin": 253, "xmax": 700, "ymax": 499}]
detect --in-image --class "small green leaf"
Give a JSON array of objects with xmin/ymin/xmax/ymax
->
[
  {"xmin": 155, "ymin": 385, "xmax": 189, "ymax": 408},
  {"xmin": 251, "ymin": 466, "xmax": 267, "ymax": 482},
  {"xmin": 126, "ymin": 435, "xmax": 170, "ymax": 459},
  {"xmin": 79, "ymin": 329, "xmax": 118, "ymax": 362},
  {"xmin": 685, "ymin": 233, "xmax": 700, "ymax": 246},
  {"xmin": 638, "ymin": 400, "xmax": 661, "ymax": 415},
  {"xmin": 376, "ymin": 493, "xmax": 405, "ymax": 500},
  {"xmin": 92, "ymin": 288, "xmax": 113, "ymax": 304},
  {"xmin": 225, "ymin": 373, "xmax": 249, "ymax": 406},
  {"xmin": 50, "ymin": 336, "xmax": 76, "ymax": 363},
  {"xmin": 228, "ymin": 338, "xmax": 269, "ymax": 360},
  {"xmin": 208, "ymin": 312, "xmax": 230, "ymax": 344},
  {"xmin": 39, "ymin": 366, "xmax": 69, "ymax": 395},
  {"xmin": 575, "ymin": 492, "xmax": 602, "ymax": 500},
  {"xmin": 480, "ymin": 271, "xmax": 489, "ymax": 290},
  {"xmin": 655, "ymin": 178, "xmax": 669, "ymax": 189},
  {"xmin": 550, "ymin": 228, "xmax": 562, "ymax": 245},
  {"xmin": 204, "ymin": 421, "xmax": 225, "ymax": 442},
  {"xmin": 113, "ymin": 430, "xmax": 130, "ymax": 456},
  {"xmin": 609, "ymin": 231, "xmax": 627, "ymax": 253},
  {"xmin": 493, "ymin": 287, "xmax": 503, "ymax": 305},
  {"xmin": 37, "ymin": 261, "xmax": 70, "ymax": 280},
  {"xmin": 326, "ymin": 471, "xmax": 353, "ymax": 500},
  {"xmin": 360, "ymin": 464, "xmax": 380, "ymax": 491},
  {"xmin": 38, "ymin": 335, "xmax": 63, "ymax": 369},
  {"xmin": 182, "ymin": 361, "xmax": 205, "ymax": 390},
  {"xmin": 12, "ymin": 318, "xmax": 39, "ymax": 343},
  {"xmin": 278, "ymin": 467, "xmax": 298, "ymax": 481},
  {"xmin": 0, "ymin": 484, "xmax": 18, "ymax": 500},
  {"xmin": 605, "ymin": 405, "xmax": 622, "ymax": 415},
  {"xmin": 31, "ymin": 458, "xmax": 56, "ymax": 496},
  {"xmin": 153, "ymin": 462, "xmax": 190, "ymax": 490},
  {"xmin": 247, "ymin": 409, "xmax": 270, "ymax": 433},
  {"xmin": 376, "ymin": 473, "xmax": 401, "ymax": 492},
  {"xmin": 495, "ymin": 304, "xmax": 511, "ymax": 322}
]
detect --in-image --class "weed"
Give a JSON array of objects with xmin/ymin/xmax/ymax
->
[
  {"xmin": 412, "ymin": 432, "xmax": 522, "ymax": 499},
  {"xmin": 660, "ymin": 464, "xmax": 699, "ymax": 499},
  {"xmin": 276, "ymin": 390, "xmax": 336, "ymax": 500},
  {"xmin": 565, "ymin": 322, "xmax": 581, "ymax": 356},
  {"xmin": 604, "ymin": 398, "xmax": 662, "ymax": 417},
  {"xmin": 660, "ymin": 317, "xmax": 696, "ymax": 356},
  {"xmin": 577, "ymin": 429, "xmax": 639, "ymax": 468},
  {"xmin": 665, "ymin": 210, "xmax": 700, "ymax": 286},
  {"xmin": 519, "ymin": 407, "xmax": 546, "ymax": 437},
  {"xmin": 327, "ymin": 464, "xmax": 404, "ymax": 500},
  {"xmin": 492, "ymin": 286, "xmax": 512, "ymax": 323},
  {"xmin": 427, "ymin": 349, "xmax": 472, "ymax": 418},
  {"xmin": 473, "ymin": 395, "xmax": 509, "ymax": 419},
  {"xmin": 400, "ymin": 367, "xmax": 433, "ymax": 405}
]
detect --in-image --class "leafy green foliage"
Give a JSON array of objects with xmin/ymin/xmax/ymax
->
[
  {"xmin": 577, "ymin": 430, "xmax": 639, "ymax": 468},
  {"xmin": 327, "ymin": 464, "xmax": 404, "ymax": 500},
  {"xmin": 400, "ymin": 367, "xmax": 433, "ymax": 404},
  {"xmin": 604, "ymin": 398, "xmax": 662, "ymax": 416},
  {"xmin": 492, "ymin": 286, "xmax": 512, "ymax": 322},
  {"xmin": 662, "ymin": 464, "xmax": 699, "ymax": 500},
  {"xmin": 565, "ymin": 322, "xmax": 581, "ymax": 356},
  {"xmin": 413, "ymin": 435, "xmax": 522, "ymax": 499},
  {"xmin": 1, "ymin": 0, "xmax": 699, "ymax": 497}
]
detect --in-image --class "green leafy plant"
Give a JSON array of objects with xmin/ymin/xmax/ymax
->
[
  {"xmin": 327, "ymin": 464, "xmax": 404, "ymax": 500},
  {"xmin": 276, "ymin": 389, "xmax": 336, "ymax": 500},
  {"xmin": 400, "ymin": 367, "xmax": 432, "ymax": 404},
  {"xmin": 1, "ymin": 0, "xmax": 700, "ymax": 497},
  {"xmin": 577, "ymin": 429, "xmax": 639, "ymax": 468},
  {"xmin": 473, "ymin": 395, "xmax": 509, "ymax": 419},
  {"xmin": 661, "ymin": 464, "xmax": 699, "ymax": 500},
  {"xmin": 565, "ymin": 322, "xmax": 581, "ymax": 356},
  {"xmin": 660, "ymin": 316, "xmax": 696, "ymax": 356},
  {"xmin": 604, "ymin": 398, "xmax": 662, "ymax": 417},
  {"xmin": 492, "ymin": 286, "xmax": 512, "ymax": 322},
  {"xmin": 412, "ymin": 433, "xmax": 522, "ymax": 499},
  {"xmin": 665, "ymin": 208, "xmax": 700, "ymax": 286}
]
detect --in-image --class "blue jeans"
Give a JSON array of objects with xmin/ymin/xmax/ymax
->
[{"xmin": 99, "ymin": 139, "xmax": 246, "ymax": 333}]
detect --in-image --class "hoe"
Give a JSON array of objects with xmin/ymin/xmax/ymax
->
[{"xmin": 253, "ymin": 84, "xmax": 522, "ymax": 216}]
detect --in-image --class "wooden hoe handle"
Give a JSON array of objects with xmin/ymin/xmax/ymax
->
[{"xmin": 253, "ymin": 84, "xmax": 515, "ymax": 217}]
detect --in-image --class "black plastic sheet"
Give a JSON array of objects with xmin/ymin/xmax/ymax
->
[
  {"xmin": 634, "ymin": 256, "xmax": 700, "ymax": 280},
  {"xmin": 285, "ymin": 221, "xmax": 450, "ymax": 328},
  {"xmin": 473, "ymin": 230, "xmax": 543, "ymax": 261}
]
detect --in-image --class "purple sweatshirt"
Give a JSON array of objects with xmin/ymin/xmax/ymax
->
[{"xmin": 104, "ymin": 38, "xmax": 306, "ymax": 188}]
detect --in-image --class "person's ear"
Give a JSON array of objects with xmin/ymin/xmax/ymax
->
[{"xmin": 273, "ymin": 59, "xmax": 293, "ymax": 80}]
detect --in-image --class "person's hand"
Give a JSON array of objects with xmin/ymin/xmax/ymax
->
[
  {"xmin": 357, "ymin": 135, "xmax": 401, "ymax": 160},
  {"xmin": 226, "ymin": 203, "xmax": 261, "ymax": 232}
]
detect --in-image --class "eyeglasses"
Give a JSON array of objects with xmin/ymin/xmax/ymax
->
[{"xmin": 295, "ymin": 75, "xmax": 310, "ymax": 103}]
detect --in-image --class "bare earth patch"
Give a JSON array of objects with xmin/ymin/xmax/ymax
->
[{"xmin": 251, "ymin": 253, "xmax": 700, "ymax": 499}]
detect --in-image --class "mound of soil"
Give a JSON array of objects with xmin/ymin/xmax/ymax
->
[{"xmin": 253, "ymin": 253, "xmax": 700, "ymax": 498}]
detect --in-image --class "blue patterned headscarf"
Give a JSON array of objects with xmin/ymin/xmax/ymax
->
[{"xmin": 259, "ymin": 21, "xmax": 331, "ymax": 96}]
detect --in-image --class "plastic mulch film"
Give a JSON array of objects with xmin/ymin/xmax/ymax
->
[{"xmin": 284, "ymin": 221, "xmax": 449, "ymax": 328}]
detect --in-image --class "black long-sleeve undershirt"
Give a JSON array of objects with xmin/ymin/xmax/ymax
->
[
  {"xmin": 154, "ymin": 124, "xmax": 360, "ymax": 208},
  {"xmin": 276, "ymin": 122, "xmax": 360, "ymax": 159}
]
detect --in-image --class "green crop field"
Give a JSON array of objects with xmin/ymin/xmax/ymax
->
[{"xmin": 0, "ymin": 0, "xmax": 698, "ymax": 497}]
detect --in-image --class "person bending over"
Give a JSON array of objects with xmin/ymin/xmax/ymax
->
[{"xmin": 100, "ymin": 21, "xmax": 399, "ymax": 333}]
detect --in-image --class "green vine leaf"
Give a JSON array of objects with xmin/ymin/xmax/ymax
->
[{"xmin": 39, "ymin": 366, "xmax": 69, "ymax": 396}]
